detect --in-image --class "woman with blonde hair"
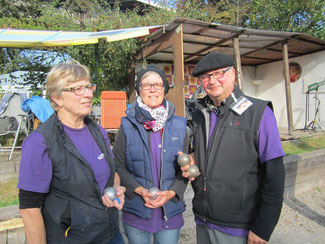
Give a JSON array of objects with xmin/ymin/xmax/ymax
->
[{"xmin": 18, "ymin": 63, "xmax": 125, "ymax": 244}]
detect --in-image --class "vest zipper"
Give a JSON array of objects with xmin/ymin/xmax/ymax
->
[
  {"xmin": 204, "ymin": 177, "xmax": 207, "ymax": 192},
  {"xmin": 160, "ymin": 128, "xmax": 168, "ymax": 221},
  {"xmin": 203, "ymin": 108, "xmax": 232, "ymax": 221},
  {"xmin": 203, "ymin": 117, "xmax": 220, "ymax": 221},
  {"xmin": 201, "ymin": 109, "xmax": 211, "ymax": 222},
  {"xmin": 203, "ymin": 109, "xmax": 224, "ymax": 220},
  {"xmin": 203, "ymin": 176, "xmax": 207, "ymax": 222}
]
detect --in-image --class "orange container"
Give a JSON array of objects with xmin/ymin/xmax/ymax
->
[{"xmin": 100, "ymin": 91, "xmax": 127, "ymax": 130}]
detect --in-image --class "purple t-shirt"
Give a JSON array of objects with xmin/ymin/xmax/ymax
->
[
  {"xmin": 17, "ymin": 124, "xmax": 113, "ymax": 195},
  {"xmin": 196, "ymin": 105, "xmax": 285, "ymax": 236},
  {"xmin": 122, "ymin": 130, "xmax": 184, "ymax": 232}
]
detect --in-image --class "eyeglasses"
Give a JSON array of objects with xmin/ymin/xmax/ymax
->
[
  {"xmin": 62, "ymin": 84, "xmax": 96, "ymax": 95},
  {"xmin": 198, "ymin": 67, "xmax": 232, "ymax": 84},
  {"xmin": 140, "ymin": 83, "xmax": 165, "ymax": 90}
]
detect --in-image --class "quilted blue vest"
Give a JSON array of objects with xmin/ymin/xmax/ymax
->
[{"xmin": 121, "ymin": 105, "xmax": 186, "ymax": 219}]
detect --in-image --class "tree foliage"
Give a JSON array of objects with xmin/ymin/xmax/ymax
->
[
  {"xmin": 0, "ymin": 0, "xmax": 324, "ymax": 98},
  {"xmin": 246, "ymin": 0, "xmax": 325, "ymax": 39}
]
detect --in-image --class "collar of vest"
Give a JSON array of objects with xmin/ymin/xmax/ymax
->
[
  {"xmin": 198, "ymin": 86, "xmax": 244, "ymax": 116},
  {"xmin": 51, "ymin": 112, "xmax": 93, "ymax": 130}
]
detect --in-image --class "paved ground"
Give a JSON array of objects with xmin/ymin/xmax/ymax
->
[{"xmin": 278, "ymin": 128, "xmax": 323, "ymax": 141}]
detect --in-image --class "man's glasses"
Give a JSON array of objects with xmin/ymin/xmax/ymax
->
[
  {"xmin": 62, "ymin": 84, "xmax": 96, "ymax": 95},
  {"xmin": 198, "ymin": 67, "xmax": 232, "ymax": 84},
  {"xmin": 140, "ymin": 83, "xmax": 165, "ymax": 90}
]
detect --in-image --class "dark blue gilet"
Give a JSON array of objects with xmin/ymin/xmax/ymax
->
[{"xmin": 121, "ymin": 108, "xmax": 186, "ymax": 220}]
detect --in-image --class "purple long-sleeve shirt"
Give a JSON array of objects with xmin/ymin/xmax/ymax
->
[{"xmin": 17, "ymin": 124, "xmax": 112, "ymax": 195}]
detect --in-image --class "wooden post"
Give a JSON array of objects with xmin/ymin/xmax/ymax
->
[
  {"xmin": 283, "ymin": 41, "xmax": 294, "ymax": 135},
  {"xmin": 135, "ymin": 25, "xmax": 185, "ymax": 117},
  {"xmin": 165, "ymin": 24, "xmax": 185, "ymax": 117},
  {"xmin": 128, "ymin": 61, "xmax": 136, "ymax": 103},
  {"xmin": 233, "ymin": 38, "xmax": 243, "ymax": 91}
]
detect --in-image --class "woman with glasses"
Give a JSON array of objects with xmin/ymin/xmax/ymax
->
[
  {"xmin": 18, "ymin": 63, "xmax": 125, "ymax": 244},
  {"xmin": 114, "ymin": 65, "xmax": 189, "ymax": 244}
]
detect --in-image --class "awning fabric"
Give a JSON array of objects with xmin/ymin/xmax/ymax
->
[{"xmin": 0, "ymin": 26, "xmax": 162, "ymax": 48}]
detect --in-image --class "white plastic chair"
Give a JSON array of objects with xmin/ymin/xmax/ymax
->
[{"xmin": 0, "ymin": 93, "xmax": 29, "ymax": 160}]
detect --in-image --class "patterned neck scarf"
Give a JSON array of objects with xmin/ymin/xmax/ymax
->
[
  {"xmin": 135, "ymin": 96, "xmax": 169, "ymax": 132},
  {"xmin": 204, "ymin": 96, "xmax": 224, "ymax": 115}
]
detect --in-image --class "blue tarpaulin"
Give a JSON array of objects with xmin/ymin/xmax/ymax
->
[{"xmin": 21, "ymin": 96, "xmax": 54, "ymax": 122}]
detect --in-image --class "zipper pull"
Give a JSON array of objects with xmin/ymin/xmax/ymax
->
[
  {"xmin": 204, "ymin": 177, "xmax": 207, "ymax": 191},
  {"xmin": 64, "ymin": 226, "xmax": 71, "ymax": 238}
]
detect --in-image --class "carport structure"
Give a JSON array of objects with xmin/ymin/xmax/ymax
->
[{"xmin": 130, "ymin": 17, "xmax": 325, "ymax": 135}]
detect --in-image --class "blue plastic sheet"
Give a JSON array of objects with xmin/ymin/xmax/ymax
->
[{"xmin": 21, "ymin": 96, "xmax": 54, "ymax": 122}]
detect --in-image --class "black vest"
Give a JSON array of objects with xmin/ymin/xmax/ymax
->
[
  {"xmin": 37, "ymin": 113, "xmax": 118, "ymax": 244},
  {"xmin": 191, "ymin": 87, "xmax": 271, "ymax": 229}
]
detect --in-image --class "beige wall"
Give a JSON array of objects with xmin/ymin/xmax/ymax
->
[{"xmin": 242, "ymin": 50, "xmax": 325, "ymax": 130}]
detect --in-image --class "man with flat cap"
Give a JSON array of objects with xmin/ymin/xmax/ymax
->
[{"xmin": 182, "ymin": 52, "xmax": 285, "ymax": 244}]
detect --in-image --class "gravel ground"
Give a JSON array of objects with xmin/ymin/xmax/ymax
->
[
  {"xmin": 270, "ymin": 187, "xmax": 325, "ymax": 244},
  {"xmin": 179, "ymin": 187, "xmax": 325, "ymax": 244},
  {"xmin": 1, "ymin": 187, "xmax": 324, "ymax": 243}
]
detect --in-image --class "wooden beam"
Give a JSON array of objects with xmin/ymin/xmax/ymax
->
[
  {"xmin": 0, "ymin": 218, "xmax": 24, "ymax": 231},
  {"xmin": 137, "ymin": 26, "xmax": 179, "ymax": 59},
  {"xmin": 233, "ymin": 38, "xmax": 243, "ymax": 91},
  {"xmin": 128, "ymin": 61, "xmax": 136, "ymax": 103},
  {"xmin": 135, "ymin": 24, "xmax": 185, "ymax": 117},
  {"xmin": 165, "ymin": 24, "xmax": 185, "ymax": 117},
  {"xmin": 242, "ymin": 56, "xmax": 280, "ymax": 61},
  {"xmin": 283, "ymin": 41, "xmax": 294, "ymax": 135},
  {"xmin": 184, "ymin": 36, "xmax": 236, "ymax": 62},
  {"xmin": 266, "ymin": 47, "xmax": 301, "ymax": 55},
  {"xmin": 242, "ymin": 40, "xmax": 283, "ymax": 57},
  {"xmin": 182, "ymin": 33, "xmax": 223, "ymax": 43}
]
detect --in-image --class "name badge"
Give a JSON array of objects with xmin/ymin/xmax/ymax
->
[{"xmin": 230, "ymin": 96, "xmax": 253, "ymax": 115}]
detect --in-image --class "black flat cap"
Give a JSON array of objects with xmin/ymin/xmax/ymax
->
[
  {"xmin": 135, "ymin": 65, "xmax": 170, "ymax": 95},
  {"xmin": 192, "ymin": 52, "xmax": 234, "ymax": 77}
]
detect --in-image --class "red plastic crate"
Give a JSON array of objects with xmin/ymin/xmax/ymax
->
[{"xmin": 100, "ymin": 91, "xmax": 127, "ymax": 130}]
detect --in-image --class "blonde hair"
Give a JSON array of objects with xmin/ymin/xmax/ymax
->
[{"xmin": 46, "ymin": 63, "xmax": 90, "ymax": 111}]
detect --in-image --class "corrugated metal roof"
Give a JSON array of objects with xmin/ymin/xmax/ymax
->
[{"xmin": 139, "ymin": 17, "xmax": 325, "ymax": 66}]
